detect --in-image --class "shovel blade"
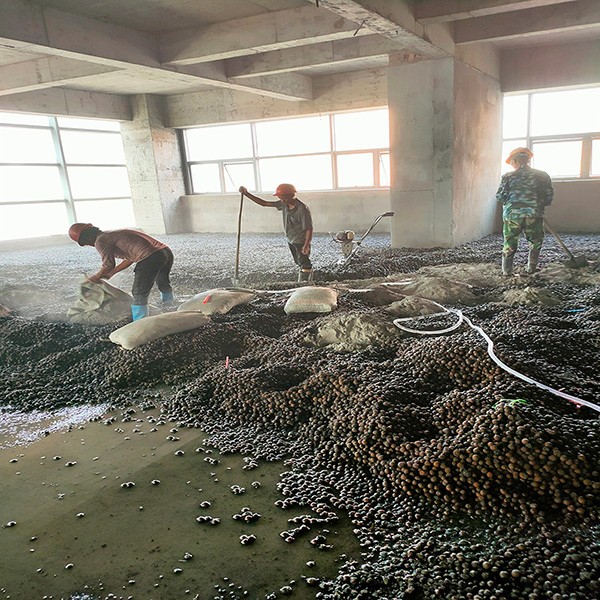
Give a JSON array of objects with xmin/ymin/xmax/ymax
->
[{"xmin": 563, "ymin": 255, "xmax": 588, "ymax": 269}]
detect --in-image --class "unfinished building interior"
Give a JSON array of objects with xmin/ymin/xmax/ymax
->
[{"xmin": 0, "ymin": 1, "xmax": 599, "ymax": 599}]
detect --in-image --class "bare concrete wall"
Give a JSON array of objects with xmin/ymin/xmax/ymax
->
[
  {"xmin": 179, "ymin": 190, "xmax": 391, "ymax": 235},
  {"xmin": 388, "ymin": 58, "xmax": 454, "ymax": 248},
  {"xmin": 452, "ymin": 60, "xmax": 502, "ymax": 245},
  {"xmin": 388, "ymin": 57, "xmax": 501, "ymax": 248},
  {"xmin": 455, "ymin": 43, "xmax": 501, "ymax": 82},
  {"xmin": 501, "ymin": 40, "xmax": 600, "ymax": 93},
  {"xmin": 545, "ymin": 180, "xmax": 600, "ymax": 233}
]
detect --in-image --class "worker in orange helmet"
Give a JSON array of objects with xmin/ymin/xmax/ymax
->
[
  {"xmin": 68, "ymin": 223, "xmax": 174, "ymax": 320},
  {"xmin": 496, "ymin": 147, "xmax": 553, "ymax": 276},
  {"xmin": 239, "ymin": 183, "xmax": 314, "ymax": 282}
]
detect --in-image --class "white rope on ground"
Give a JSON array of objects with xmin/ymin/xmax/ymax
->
[{"xmin": 392, "ymin": 300, "xmax": 600, "ymax": 414}]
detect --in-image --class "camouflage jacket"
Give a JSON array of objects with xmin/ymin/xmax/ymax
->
[{"xmin": 496, "ymin": 165, "xmax": 554, "ymax": 218}]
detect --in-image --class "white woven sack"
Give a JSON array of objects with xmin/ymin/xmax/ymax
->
[
  {"xmin": 109, "ymin": 311, "xmax": 210, "ymax": 350},
  {"xmin": 284, "ymin": 287, "xmax": 338, "ymax": 315},
  {"xmin": 68, "ymin": 279, "xmax": 133, "ymax": 325},
  {"xmin": 177, "ymin": 288, "xmax": 255, "ymax": 315}
]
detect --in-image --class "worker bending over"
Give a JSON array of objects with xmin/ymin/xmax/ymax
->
[
  {"xmin": 496, "ymin": 147, "xmax": 554, "ymax": 276},
  {"xmin": 239, "ymin": 183, "xmax": 314, "ymax": 282},
  {"xmin": 68, "ymin": 223, "xmax": 174, "ymax": 320}
]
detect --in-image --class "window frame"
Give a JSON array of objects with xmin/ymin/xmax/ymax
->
[
  {"xmin": 502, "ymin": 89, "xmax": 600, "ymax": 181},
  {"xmin": 182, "ymin": 108, "xmax": 390, "ymax": 194},
  {"xmin": 0, "ymin": 113, "xmax": 133, "ymax": 239}
]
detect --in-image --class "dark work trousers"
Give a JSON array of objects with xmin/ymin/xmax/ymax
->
[
  {"xmin": 288, "ymin": 243, "xmax": 312, "ymax": 270},
  {"xmin": 132, "ymin": 247, "xmax": 173, "ymax": 305}
]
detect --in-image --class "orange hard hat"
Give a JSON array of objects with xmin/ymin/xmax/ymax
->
[
  {"xmin": 506, "ymin": 147, "xmax": 533, "ymax": 165},
  {"xmin": 68, "ymin": 222, "xmax": 94, "ymax": 245},
  {"xmin": 273, "ymin": 183, "xmax": 297, "ymax": 197}
]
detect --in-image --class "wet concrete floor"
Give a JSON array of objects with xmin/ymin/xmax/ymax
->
[{"xmin": 0, "ymin": 408, "xmax": 360, "ymax": 600}]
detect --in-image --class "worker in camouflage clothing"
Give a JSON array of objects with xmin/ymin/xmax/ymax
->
[{"xmin": 496, "ymin": 147, "xmax": 554, "ymax": 276}]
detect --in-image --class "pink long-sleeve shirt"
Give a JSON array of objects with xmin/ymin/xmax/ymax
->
[{"xmin": 94, "ymin": 229, "xmax": 167, "ymax": 271}]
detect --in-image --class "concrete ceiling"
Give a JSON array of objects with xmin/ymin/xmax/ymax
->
[
  {"xmin": 27, "ymin": 0, "xmax": 309, "ymax": 33},
  {"xmin": 0, "ymin": 0, "xmax": 599, "ymax": 109}
]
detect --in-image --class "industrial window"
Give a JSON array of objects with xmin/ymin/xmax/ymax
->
[
  {"xmin": 182, "ymin": 108, "xmax": 389, "ymax": 194},
  {"xmin": 502, "ymin": 87, "xmax": 600, "ymax": 179},
  {"xmin": 260, "ymin": 155, "xmax": 333, "ymax": 191},
  {"xmin": 336, "ymin": 153, "xmax": 374, "ymax": 188},
  {"xmin": 0, "ymin": 112, "xmax": 134, "ymax": 241},
  {"xmin": 592, "ymin": 140, "xmax": 600, "ymax": 177},
  {"xmin": 185, "ymin": 123, "xmax": 253, "ymax": 161}
]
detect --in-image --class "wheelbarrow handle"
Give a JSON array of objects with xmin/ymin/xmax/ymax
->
[{"xmin": 358, "ymin": 211, "xmax": 395, "ymax": 242}]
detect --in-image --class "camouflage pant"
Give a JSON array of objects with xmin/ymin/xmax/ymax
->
[{"xmin": 502, "ymin": 214, "xmax": 544, "ymax": 256}]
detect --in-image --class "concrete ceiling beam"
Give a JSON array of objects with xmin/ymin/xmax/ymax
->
[
  {"xmin": 0, "ymin": 88, "xmax": 131, "ymax": 120},
  {"xmin": 225, "ymin": 35, "xmax": 400, "ymax": 78},
  {"xmin": 455, "ymin": 0, "xmax": 600, "ymax": 44},
  {"xmin": 0, "ymin": 57, "xmax": 121, "ymax": 96},
  {"xmin": 173, "ymin": 63, "xmax": 313, "ymax": 100},
  {"xmin": 159, "ymin": 5, "xmax": 371, "ymax": 66},
  {"xmin": 0, "ymin": 0, "xmax": 313, "ymax": 101},
  {"xmin": 307, "ymin": 0, "xmax": 446, "ymax": 58},
  {"xmin": 415, "ymin": 0, "xmax": 580, "ymax": 23},
  {"xmin": 0, "ymin": 0, "xmax": 159, "ymax": 69},
  {"xmin": 230, "ymin": 72, "xmax": 313, "ymax": 101}
]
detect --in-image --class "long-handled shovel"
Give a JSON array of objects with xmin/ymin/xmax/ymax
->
[
  {"xmin": 233, "ymin": 191, "xmax": 244, "ymax": 286},
  {"xmin": 543, "ymin": 220, "xmax": 588, "ymax": 269}
]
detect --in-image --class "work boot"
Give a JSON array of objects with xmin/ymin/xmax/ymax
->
[
  {"xmin": 502, "ymin": 255, "xmax": 514, "ymax": 277},
  {"xmin": 160, "ymin": 290, "xmax": 174, "ymax": 305},
  {"xmin": 131, "ymin": 304, "xmax": 149, "ymax": 321},
  {"xmin": 527, "ymin": 248, "xmax": 540, "ymax": 274},
  {"xmin": 298, "ymin": 269, "xmax": 313, "ymax": 283}
]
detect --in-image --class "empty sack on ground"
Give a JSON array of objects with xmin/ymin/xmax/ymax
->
[{"xmin": 67, "ymin": 279, "xmax": 133, "ymax": 325}]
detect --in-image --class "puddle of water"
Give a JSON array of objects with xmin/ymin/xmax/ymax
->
[
  {"xmin": 0, "ymin": 408, "xmax": 360, "ymax": 599},
  {"xmin": 0, "ymin": 405, "xmax": 109, "ymax": 449}
]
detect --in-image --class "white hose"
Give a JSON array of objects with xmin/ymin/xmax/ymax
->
[
  {"xmin": 393, "ymin": 298, "xmax": 464, "ymax": 336},
  {"xmin": 229, "ymin": 283, "xmax": 600, "ymax": 413},
  {"xmin": 392, "ymin": 300, "xmax": 600, "ymax": 414}
]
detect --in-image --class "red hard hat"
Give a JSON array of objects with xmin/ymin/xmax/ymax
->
[
  {"xmin": 273, "ymin": 183, "xmax": 297, "ymax": 197},
  {"xmin": 68, "ymin": 222, "xmax": 94, "ymax": 245}
]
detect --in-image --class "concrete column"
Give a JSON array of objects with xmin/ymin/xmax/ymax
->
[
  {"xmin": 388, "ymin": 57, "xmax": 502, "ymax": 248},
  {"xmin": 120, "ymin": 94, "xmax": 187, "ymax": 235}
]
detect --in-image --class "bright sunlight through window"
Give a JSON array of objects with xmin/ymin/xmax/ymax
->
[
  {"xmin": 0, "ymin": 112, "xmax": 133, "ymax": 240},
  {"xmin": 502, "ymin": 86, "xmax": 600, "ymax": 179},
  {"xmin": 184, "ymin": 108, "xmax": 389, "ymax": 194}
]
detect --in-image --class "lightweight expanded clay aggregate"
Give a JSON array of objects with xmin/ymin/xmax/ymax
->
[{"xmin": 1, "ymin": 232, "xmax": 599, "ymax": 600}]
